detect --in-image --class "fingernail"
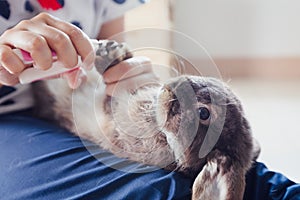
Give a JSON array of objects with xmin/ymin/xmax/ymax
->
[
  {"xmin": 81, "ymin": 51, "xmax": 95, "ymax": 70},
  {"xmin": 81, "ymin": 61, "xmax": 94, "ymax": 71},
  {"xmin": 71, "ymin": 77, "xmax": 82, "ymax": 89},
  {"xmin": 73, "ymin": 69, "xmax": 87, "ymax": 89}
]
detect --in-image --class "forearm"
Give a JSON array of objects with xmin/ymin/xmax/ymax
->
[{"xmin": 97, "ymin": 16, "xmax": 125, "ymax": 41}]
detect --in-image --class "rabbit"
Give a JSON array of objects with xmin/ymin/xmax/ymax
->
[{"xmin": 32, "ymin": 40, "xmax": 260, "ymax": 200}]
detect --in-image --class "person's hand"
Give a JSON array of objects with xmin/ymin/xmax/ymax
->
[
  {"xmin": 102, "ymin": 56, "xmax": 158, "ymax": 96},
  {"xmin": 0, "ymin": 12, "xmax": 94, "ymax": 88}
]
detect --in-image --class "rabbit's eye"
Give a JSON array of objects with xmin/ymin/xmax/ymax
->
[{"xmin": 199, "ymin": 107, "xmax": 210, "ymax": 120}]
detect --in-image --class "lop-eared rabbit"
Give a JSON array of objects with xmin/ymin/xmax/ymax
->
[{"xmin": 33, "ymin": 40, "xmax": 260, "ymax": 200}]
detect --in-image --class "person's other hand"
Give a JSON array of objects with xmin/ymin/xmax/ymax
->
[
  {"xmin": 0, "ymin": 12, "xmax": 94, "ymax": 88},
  {"xmin": 102, "ymin": 56, "xmax": 158, "ymax": 96}
]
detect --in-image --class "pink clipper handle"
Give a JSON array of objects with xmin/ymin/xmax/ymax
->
[{"xmin": 16, "ymin": 49, "xmax": 80, "ymax": 84}]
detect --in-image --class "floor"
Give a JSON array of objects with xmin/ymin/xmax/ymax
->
[{"xmin": 229, "ymin": 79, "xmax": 300, "ymax": 182}]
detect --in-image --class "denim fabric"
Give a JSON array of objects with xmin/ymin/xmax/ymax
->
[{"xmin": 0, "ymin": 112, "xmax": 299, "ymax": 200}]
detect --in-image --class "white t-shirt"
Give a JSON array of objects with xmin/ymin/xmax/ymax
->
[{"xmin": 0, "ymin": 0, "xmax": 145, "ymax": 115}]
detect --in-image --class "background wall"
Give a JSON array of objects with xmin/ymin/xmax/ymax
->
[
  {"xmin": 172, "ymin": 0, "xmax": 300, "ymax": 79},
  {"xmin": 173, "ymin": 0, "xmax": 300, "ymax": 58}
]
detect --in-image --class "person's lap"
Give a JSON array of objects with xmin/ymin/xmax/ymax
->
[
  {"xmin": 0, "ymin": 111, "xmax": 299, "ymax": 200},
  {"xmin": 0, "ymin": 111, "xmax": 192, "ymax": 200}
]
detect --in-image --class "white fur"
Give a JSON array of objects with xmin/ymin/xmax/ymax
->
[
  {"xmin": 163, "ymin": 130, "xmax": 185, "ymax": 164},
  {"xmin": 192, "ymin": 160, "xmax": 228, "ymax": 200},
  {"xmin": 45, "ymin": 71, "xmax": 175, "ymax": 167}
]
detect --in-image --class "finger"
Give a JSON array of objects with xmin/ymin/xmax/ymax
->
[
  {"xmin": 103, "ymin": 56, "xmax": 152, "ymax": 84},
  {"xmin": 0, "ymin": 29, "xmax": 53, "ymax": 70},
  {"xmin": 27, "ymin": 23, "xmax": 78, "ymax": 68},
  {"xmin": 80, "ymin": 50, "xmax": 95, "ymax": 71},
  {"xmin": 105, "ymin": 73, "xmax": 159, "ymax": 97},
  {"xmin": 33, "ymin": 13, "xmax": 94, "ymax": 63},
  {"xmin": 0, "ymin": 45, "xmax": 25, "ymax": 74},
  {"xmin": 12, "ymin": 19, "xmax": 78, "ymax": 69},
  {"xmin": 61, "ymin": 68, "xmax": 87, "ymax": 89},
  {"xmin": 0, "ymin": 66, "xmax": 19, "ymax": 85}
]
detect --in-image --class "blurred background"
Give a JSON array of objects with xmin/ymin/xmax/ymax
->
[{"xmin": 124, "ymin": 0, "xmax": 300, "ymax": 182}]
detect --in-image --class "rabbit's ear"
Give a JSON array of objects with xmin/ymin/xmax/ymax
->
[
  {"xmin": 192, "ymin": 152, "xmax": 246, "ymax": 200},
  {"xmin": 252, "ymin": 137, "xmax": 261, "ymax": 161}
]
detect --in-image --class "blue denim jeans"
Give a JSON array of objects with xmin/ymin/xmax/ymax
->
[{"xmin": 0, "ymin": 111, "xmax": 299, "ymax": 200}]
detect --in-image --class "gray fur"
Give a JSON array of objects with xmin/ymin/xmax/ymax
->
[{"xmin": 32, "ymin": 40, "xmax": 259, "ymax": 200}]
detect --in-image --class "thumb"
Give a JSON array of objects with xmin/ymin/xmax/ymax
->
[{"xmin": 0, "ymin": 67, "xmax": 19, "ymax": 86}]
